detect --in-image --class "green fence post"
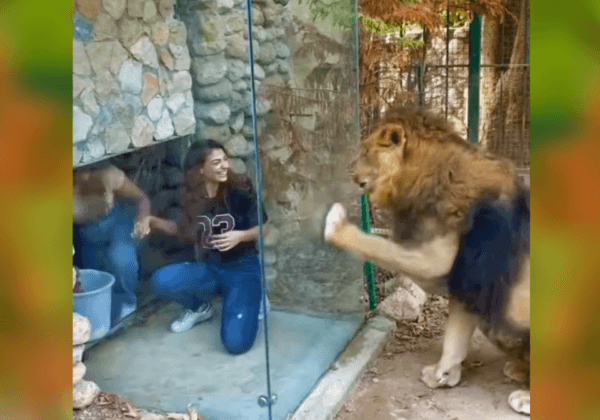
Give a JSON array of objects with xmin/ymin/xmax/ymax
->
[
  {"xmin": 360, "ymin": 194, "xmax": 377, "ymax": 310},
  {"xmin": 468, "ymin": 13, "xmax": 482, "ymax": 144}
]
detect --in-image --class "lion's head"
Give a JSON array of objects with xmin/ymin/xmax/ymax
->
[{"xmin": 352, "ymin": 106, "xmax": 518, "ymax": 234}]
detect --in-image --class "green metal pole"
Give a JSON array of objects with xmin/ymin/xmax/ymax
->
[
  {"xmin": 468, "ymin": 13, "xmax": 482, "ymax": 144},
  {"xmin": 360, "ymin": 194, "xmax": 377, "ymax": 310}
]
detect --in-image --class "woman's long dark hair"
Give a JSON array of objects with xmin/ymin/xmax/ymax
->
[{"xmin": 180, "ymin": 139, "xmax": 250, "ymax": 211}]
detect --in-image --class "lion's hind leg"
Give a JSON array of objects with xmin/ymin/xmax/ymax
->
[{"xmin": 421, "ymin": 300, "xmax": 479, "ymax": 388}]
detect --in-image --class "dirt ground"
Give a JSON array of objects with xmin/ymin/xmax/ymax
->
[{"xmin": 335, "ymin": 296, "xmax": 529, "ymax": 420}]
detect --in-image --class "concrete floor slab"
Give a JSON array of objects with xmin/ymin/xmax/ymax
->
[{"xmin": 84, "ymin": 298, "xmax": 365, "ymax": 420}]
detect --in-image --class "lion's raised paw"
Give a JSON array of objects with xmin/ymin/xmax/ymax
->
[
  {"xmin": 508, "ymin": 390, "xmax": 530, "ymax": 415},
  {"xmin": 324, "ymin": 203, "xmax": 347, "ymax": 242}
]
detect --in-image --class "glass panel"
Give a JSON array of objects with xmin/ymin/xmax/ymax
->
[
  {"xmin": 250, "ymin": 0, "xmax": 364, "ymax": 417},
  {"xmin": 73, "ymin": 0, "xmax": 273, "ymax": 418}
]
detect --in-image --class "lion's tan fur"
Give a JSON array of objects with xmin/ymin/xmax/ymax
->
[{"xmin": 354, "ymin": 106, "xmax": 520, "ymax": 239}]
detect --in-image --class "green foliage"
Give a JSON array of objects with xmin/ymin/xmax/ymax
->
[
  {"xmin": 298, "ymin": 0, "xmax": 354, "ymax": 31},
  {"xmin": 359, "ymin": 15, "xmax": 425, "ymax": 49}
]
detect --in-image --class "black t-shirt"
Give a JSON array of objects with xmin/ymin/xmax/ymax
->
[{"xmin": 183, "ymin": 184, "xmax": 268, "ymax": 264}]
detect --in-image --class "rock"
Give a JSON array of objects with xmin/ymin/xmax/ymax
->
[
  {"xmin": 230, "ymin": 158, "xmax": 247, "ymax": 174},
  {"xmin": 172, "ymin": 45, "xmax": 191, "ymax": 71},
  {"xmin": 73, "ymin": 362, "xmax": 86, "ymax": 384},
  {"xmin": 127, "ymin": 0, "xmax": 145, "ymax": 17},
  {"xmin": 243, "ymin": 63, "xmax": 265, "ymax": 80},
  {"xmin": 217, "ymin": 0, "xmax": 234, "ymax": 12},
  {"xmin": 262, "ymin": 0, "xmax": 280, "ymax": 26},
  {"xmin": 224, "ymin": 14, "xmax": 246, "ymax": 35},
  {"xmin": 278, "ymin": 59, "xmax": 290, "ymax": 74},
  {"xmin": 224, "ymin": 134, "xmax": 252, "ymax": 157},
  {"xmin": 168, "ymin": 20, "xmax": 187, "ymax": 45},
  {"xmin": 73, "ymin": 75, "xmax": 93, "ymax": 99},
  {"xmin": 85, "ymin": 41, "xmax": 113, "ymax": 75},
  {"xmin": 257, "ymin": 42, "xmax": 277, "ymax": 64},
  {"xmin": 130, "ymin": 37, "xmax": 159, "ymax": 69},
  {"xmin": 156, "ymin": 109, "xmax": 174, "ymax": 140},
  {"xmin": 75, "ymin": 0, "xmax": 102, "ymax": 20},
  {"xmin": 118, "ymin": 60, "xmax": 143, "ymax": 94},
  {"xmin": 105, "ymin": 121, "xmax": 131, "ymax": 154},
  {"xmin": 256, "ymin": 98, "xmax": 271, "ymax": 116},
  {"xmin": 166, "ymin": 92, "xmax": 186, "ymax": 114},
  {"xmin": 141, "ymin": 72, "xmax": 159, "ymax": 105},
  {"xmin": 73, "ymin": 345, "xmax": 85, "ymax": 365},
  {"xmin": 152, "ymin": 21, "xmax": 170, "ymax": 46},
  {"xmin": 73, "ymin": 14, "xmax": 94, "ymax": 43},
  {"xmin": 275, "ymin": 42, "xmax": 290, "ymax": 59},
  {"xmin": 172, "ymin": 107, "xmax": 196, "ymax": 136},
  {"xmin": 251, "ymin": 6, "xmax": 264, "ymax": 26},
  {"xmin": 147, "ymin": 96, "xmax": 164, "ymax": 121},
  {"xmin": 378, "ymin": 280, "xmax": 426, "ymax": 322},
  {"xmin": 170, "ymin": 71, "xmax": 193, "ymax": 94},
  {"xmin": 227, "ymin": 60, "xmax": 247, "ymax": 83},
  {"xmin": 195, "ymin": 102, "xmax": 231, "ymax": 125},
  {"xmin": 73, "ymin": 41, "xmax": 91, "ymax": 76},
  {"xmin": 229, "ymin": 112, "xmax": 244, "ymax": 133},
  {"xmin": 196, "ymin": 120, "xmax": 231, "ymax": 143},
  {"xmin": 143, "ymin": 0, "xmax": 157, "ymax": 22},
  {"xmin": 109, "ymin": 41, "xmax": 130, "ymax": 75},
  {"xmin": 73, "ymin": 380, "xmax": 100, "ymax": 409},
  {"xmin": 226, "ymin": 35, "xmax": 247, "ymax": 60},
  {"xmin": 73, "ymin": 145, "xmax": 84, "ymax": 165},
  {"xmin": 229, "ymin": 91, "xmax": 247, "ymax": 113},
  {"xmin": 81, "ymin": 88, "xmax": 100, "ymax": 115},
  {"xmin": 192, "ymin": 57, "xmax": 228, "ymax": 86},
  {"xmin": 85, "ymin": 136, "xmax": 106, "ymax": 160},
  {"xmin": 158, "ymin": 0, "xmax": 175, "ymax": 19},
  {"xmin": 94, "ymin": 13, "xmax": 118, "ymax": 41},
  {"xmin": 102, "ymin": 0, "xmax": 126, "ymax": 20},
  {"xmin": 399, "ymin": 276, "xmax": 428, "ymax": 307},
  {"xmin": 194, "ymin": 78, "xmax": 233, "ymax": 102},
  {"xmin": 233, "ymin": 80, "xmax": 247, "ymax": 92},
  {"xmin": 132, "ymin": 115, "xmax": 156, "ymax": 147},
  {"xmin": 189, "ymin": 38, "xmax": 227, "ymax": 56},
  {"xmin": 73, "ymin": 313, "xmax": 92, "ymax": 345},
  {"xmin": 73, "ymin": 106, "xmax": 93, "ymax": 143},
  {"xmin": 201, "ymin": 16, "xmax": 224, "ymax": 43},
  {"xmin": 159, "ymin": 47, "xmax": 175, "ymax": 70},
  {"xmin": 119, "ymin": 18, "xmax": 144, "ymax": 48}
]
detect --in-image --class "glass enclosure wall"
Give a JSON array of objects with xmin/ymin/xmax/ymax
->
[
  {"xmin": 73, "ymin": 0, "xmax": 362, "ymax": 417},
  {"xmin": 253, "ymin": 0, "xmax": 364, "ymax": 417}
]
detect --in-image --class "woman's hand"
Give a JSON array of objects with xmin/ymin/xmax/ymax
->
[
  {"xmin": 132, "ymin": 216, "xmax": 152, "ymax": 239},
  {"xmin": 210, "ymin": 231, "xmax": 246, "ymax": 252}
]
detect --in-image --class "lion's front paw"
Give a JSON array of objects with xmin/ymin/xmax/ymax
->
[
  {"xmin": 508, "ymin": 390, "xmax": 530, "ymax": 415},
  {"xmin": 421, "ymin": 364, "xmax": 462, "ymax": 388},
  {"xmin": 324, "ymin": 203, "xmax": 348, "ymax": 242}
]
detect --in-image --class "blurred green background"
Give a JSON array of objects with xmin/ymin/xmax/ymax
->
[{"xmin": 0, "ymin": 0, "xmax": 599, "ymax": 418}]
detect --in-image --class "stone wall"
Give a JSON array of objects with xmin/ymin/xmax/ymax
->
[{"xmin": 73, "ymin": 0, "xmax": 196, "ymax": 166}]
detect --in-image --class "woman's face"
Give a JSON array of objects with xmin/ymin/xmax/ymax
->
[{"xmin": 200, "ymin": 148, "xmax": 230, "ymax": 184}]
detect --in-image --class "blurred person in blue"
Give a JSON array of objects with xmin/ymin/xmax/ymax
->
[
  {"xmin": 73, "ymin": 162, "xmax": 152, "ymax": 326},
  {"xmin": 141, "ymin": 139, "xmax": 269, "ymax": 355}
]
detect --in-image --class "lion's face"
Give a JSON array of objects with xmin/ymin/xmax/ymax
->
[{"xmin": 352, "ymin": 124, "xmax": 409, "ymax": 204}]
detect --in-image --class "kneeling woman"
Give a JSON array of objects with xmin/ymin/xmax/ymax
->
[{"xmin": 143, "ymin": 139, "xmax": 268, "ymax": 355}]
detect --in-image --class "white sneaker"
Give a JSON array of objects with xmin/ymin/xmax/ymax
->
[{"xmin": 170, "ymin": 303, "xmax": 214, "ymax": 333}]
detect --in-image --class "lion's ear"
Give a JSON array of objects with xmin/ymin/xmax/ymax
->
[{"xmin": 377, "ymin": 125, "xmax": 407, "ymax": 148}]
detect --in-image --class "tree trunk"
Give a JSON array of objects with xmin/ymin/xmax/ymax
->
[{"xmin": 479, "ymin": 0, "xmax": 529, "ymax": 167}]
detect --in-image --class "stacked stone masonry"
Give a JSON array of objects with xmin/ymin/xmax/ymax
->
[
  {"xmin": 73, "ymin": 0, "xmax": 197, "ymax": 166},
  {"xmin": 73, "ymin": 311, "xmax": 100, "ymax": 408}
]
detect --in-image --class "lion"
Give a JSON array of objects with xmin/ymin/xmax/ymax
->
[{"xmin": 324, "ymin": 106, "xmax": 530, "ymax": 415}]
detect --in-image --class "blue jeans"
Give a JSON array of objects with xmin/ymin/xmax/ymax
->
[
  {"xmin": 73, "ymin": 200, "xmax": 139, "ymax": 327},
  {"xmin": 151, "ymin": 254, "xmax": 262, "ymax": 355}
]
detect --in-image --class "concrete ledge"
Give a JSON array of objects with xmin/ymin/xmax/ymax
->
[{"xmin": 290, "ymin": 315, "xmax": 395, "ymax": 420}]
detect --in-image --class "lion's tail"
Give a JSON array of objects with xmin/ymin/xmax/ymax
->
[{"xmin": 446, "ymin": 188, "xmax": 530, "ymax": 330}]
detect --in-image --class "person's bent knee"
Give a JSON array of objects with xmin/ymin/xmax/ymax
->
[{"xmin": 223, "ymin": 339, "xmax": 254, "ymax": 355}]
